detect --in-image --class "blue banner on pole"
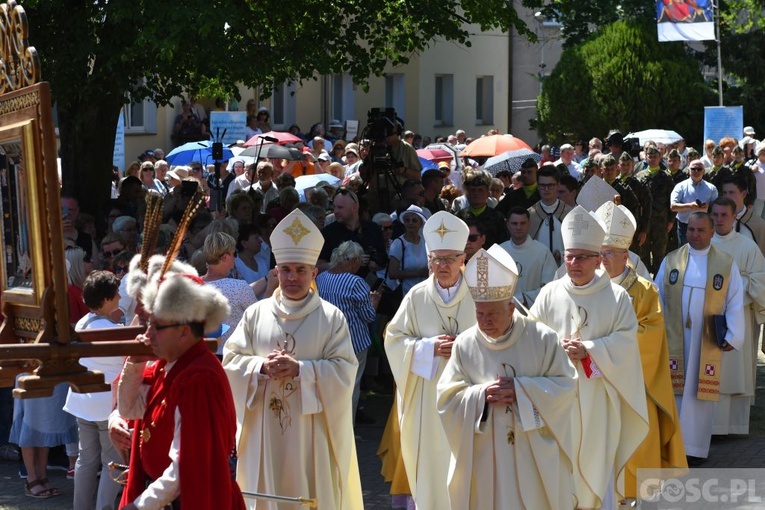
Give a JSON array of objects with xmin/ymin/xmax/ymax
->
[
  {"xmin": 704, "ymin": 106, "xmax": 743, "ymax": 144},
  {"xmin": 657, "ymin": 0, "xmax": 715, "ymax": 41}
]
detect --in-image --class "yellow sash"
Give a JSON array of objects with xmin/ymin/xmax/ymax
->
[{"xmin": 664, "ymin": 245, "xmax": 732, "ymax": 402}]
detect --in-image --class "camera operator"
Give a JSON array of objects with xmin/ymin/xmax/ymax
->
[
  {"xmin": 318, "ymin": 186, "xmax": 388, "ymax": 277},
  {"xmin": 387, "ymin": 125, "xmax": 422, "ymax": 183}
]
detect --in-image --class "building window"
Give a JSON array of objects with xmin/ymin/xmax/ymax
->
[
  {"xmin": 123, "ymin": 98, "xmax": 157, "ymax": 135},
  {"xmin": 271, "ymin": 82, "xmax": 297, "ymax": 129},
  {"xmin": 476, "ymin": 76, "xmax": 494, "ymax": 125},
  {"xmin": 332, "ymin": 73, "xmax": 355, "ymax": 122},
  {"xmin": 434, "ymin": 74, "xmax": 454, "ymax": 126},
  {"xmin": 385, "ymin": 74, "xmax": 405, "ymax": 117}
]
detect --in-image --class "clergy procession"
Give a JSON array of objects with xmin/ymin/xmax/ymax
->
[
  {"xmin": 33, "ymin": 131, "xmax": 765, "ymax": 510},
  {"xmin": 106, "ymin": 187, "xmax": 753, "ymax": 509}
]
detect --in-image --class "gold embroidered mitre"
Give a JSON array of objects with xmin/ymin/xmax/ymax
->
[
  {"xmin": 271, "ymin": 209, "xmax": 324, "ymax": 266},
  {"xmin": 465, "ymin": 245, "xmax": 519, "ymax": 302}
]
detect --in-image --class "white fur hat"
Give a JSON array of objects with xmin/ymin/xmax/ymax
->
[
  {"xmin": 271, "ymin": 209, "xmax": 324, "ymax": 266},
  {"xmin": 561, "ymin": 205, "xmax": 606, "ymax": 253},
  {"xmin": 141, "ymin": 273, "xmax": 230, "ymax": 334},
  {"xmin": 596, "ymin": 202, "xmax": 636, "ymax": 249},
  {"xmin": 465, "ymin": 245, "xmax": 519, "ymax": 302},
  {"xmin": 125, "ymin": 254, "xmax": 198, "ymax": 300},
  {"xmin": 423, "ymin": 211, "xmax": 469, "ymax": 253}
]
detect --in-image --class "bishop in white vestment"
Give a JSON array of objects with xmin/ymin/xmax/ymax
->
[
  {"xmin": 222, "ymin": 210, "xmax": 363, "ymax": 509},
  {"xmin": 530, "ymin": 205, "xmax": 648, "ymax": 508},
  {"xmin": 384, "ymin": 211, "xmax": 475, "ymax": 510},
  {"xmin": 438, "ymin": 245, "xmax": 577, "ymax": 509}
]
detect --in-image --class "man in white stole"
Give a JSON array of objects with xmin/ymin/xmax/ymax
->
[
  {"xmin": 437, "ymin": 245, "xmax": 577, "ymax": 509},
  {"xmin": 709, "ymin": 198, "xmax": 765, "ymax": 435},
  {"xmin": 655, "ymin": 211, "xmax": 744, "ymax": 461},
  {"xmin": 384, "ymin": 211, "xmax": 476, "ymax": 510},
  {"xmin": 530, "ymin": 205, "xmax": 648, "ymax": 509},
  {"xmin": 222, "ymin": 209, "xmax": 363, "ymax": 509},
  {"xmin": 528, "ymin": 165, "xmax": 574, "ymax": 266},
  {"xmin": 499, "ymin": 206, "xmax": 557, "ymax": 307}
]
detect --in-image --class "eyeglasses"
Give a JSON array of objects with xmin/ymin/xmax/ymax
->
[
  {"xmin": 102, "ymin": 248, "xmax": 124, "ymax": 258},
  {"xmin": 381, "ymin": 225, "xmax": 393, "ymax": 231},
  {"xmin": 114, "ymin": 265, "xmax": 128, "ymax": 275},
  {"xmin": 140, "ymin": 168, "xmax": 153, "ymax": 172},
  {"xmin": 335, "ymin": 186, "xmax": 358, "ymax": 204},
  {"xmin": 600, "ymin": 250, "xmax": 626, "ymax": 259},
  {"xmin": 147, "ymin": 321, "xmax": 187, "ymax": 331},
  {"xmin": 467, "ymin": 234, "xmax": 482, "ymax": 242},
  {"xmin": 538, "ymin": 183, "xmax": 557, "ymax": 189},
  {"xmin": 690, "ymin": 166, "xmax": 704, "ymax": 172},
  {"xmin": 564, "ymin": 253, "xmax": 600, "ymax": 263},
  {"xmin": 430, "ymin": 254, "xmax": 463, "ymax": 265},
  {"xmin": 403, "ymin": 217, "xmax": 421, "ymax": 224}
]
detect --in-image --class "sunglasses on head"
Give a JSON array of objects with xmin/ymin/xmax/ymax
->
[{"xmin": 335, "ymin": 186, "xmax": 358, "ymax": 204}]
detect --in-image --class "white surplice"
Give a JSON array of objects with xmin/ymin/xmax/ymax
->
[
  {"xmin": 656, "ymin": 246, "xmax": 745, "ymax": 457},
  {"xmin": 499, "ymin": 236, "xmax": 557, "ymax": 307}
]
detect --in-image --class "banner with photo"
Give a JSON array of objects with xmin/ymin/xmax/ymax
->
[{"xmin": 657, "ymin": 1, "xmax": 715, "ymax": 42}]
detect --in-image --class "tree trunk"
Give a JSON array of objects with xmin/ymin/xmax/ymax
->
[{"xmin": 57, "ymin": 98, "xmax": 124, "ymax": 234}]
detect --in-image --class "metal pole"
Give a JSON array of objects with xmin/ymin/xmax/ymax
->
[
  {"xmin": 715, "ymin": 1, "xmax": 723, "ymax": 106},
  {"xmin": 241, "ymin": 490, "xmax": 318, "ymax": 507}
]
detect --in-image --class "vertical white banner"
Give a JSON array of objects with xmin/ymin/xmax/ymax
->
[{"xmin": 113, "ymin": 111, "xmax": 125, "ymax": 171}]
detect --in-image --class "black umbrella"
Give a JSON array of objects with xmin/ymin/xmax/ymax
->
[
  {"xmin": 240, "ymin": 144, "xmax": 302, "ymax": 160},
  {"xmin": 483, "ymin": 149, "xmax": 542, "ymax": 176}
]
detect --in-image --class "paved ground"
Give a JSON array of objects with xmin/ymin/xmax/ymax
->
[{"xmin": 1, "ymin": 361, "xmax": 765, "ymax": 509}]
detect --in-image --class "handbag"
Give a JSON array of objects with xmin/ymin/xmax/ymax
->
[{"xmin": 377, "ymin": 238, "xmax": 405, "ymax": 316}]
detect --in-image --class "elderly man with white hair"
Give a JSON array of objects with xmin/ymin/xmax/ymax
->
[
  {"xmin": 385, "ymin": 211, "xmax": 476, "ymax": 510},
  {"xmin": 437, "ymin": 244, "xmax": 577, "ymax": 509}
]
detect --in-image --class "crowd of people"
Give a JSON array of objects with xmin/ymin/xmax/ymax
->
[{"xmin": 3, "ymin": 119, "xmax": 765, "ymax": 509}]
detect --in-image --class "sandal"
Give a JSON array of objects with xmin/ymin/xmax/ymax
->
[
  {"xmin": 24, "ymin": 479, "xmax": 54, "ymax": 499},
  {"xmin": 39, "ymin": 478, "xmax": 60, "ymax": 496}
]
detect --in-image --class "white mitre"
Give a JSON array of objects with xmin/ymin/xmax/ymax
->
[
  {"xmin": 465, "ymin": 244, "xmax": 519, "ymax": 302},
  {"xmin": 271, "ymin": 209, "xmax": 324, "ymax": 265},
  {"xmin": 561, "ymin": 205, "xmax": 607, "ymax": 253},
  {"xmin": 423, "ymin": 210, "xmax": 469, "ymax": 253},
  {"xmin": 595, "ymin": 202, "xmax": 636, "ymax": 249}
]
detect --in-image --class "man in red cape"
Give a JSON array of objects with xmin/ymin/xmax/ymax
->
[{"xmin": 117, "ymin": 261, "xmax": 244, "ymax": 510}]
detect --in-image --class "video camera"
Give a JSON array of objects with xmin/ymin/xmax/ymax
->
[{"xmin": 359, "ymin": 108, "xmax": 405, "ymax": 210}]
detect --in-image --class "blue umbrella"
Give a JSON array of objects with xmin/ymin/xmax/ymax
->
[
  {"xmin": 483, "ymin": 148, "xmax": 542, "ymax": 176},
  {"xmin": 165, "ymin": 140, "xmax": 234, "ymax": 165},
  {"xmin": 295, "ymin": 174, "xmax": 342, "ymax": 201},
  {"xmin": 419, "ymin": 157, "xmax": 438, "ymax": 172}
]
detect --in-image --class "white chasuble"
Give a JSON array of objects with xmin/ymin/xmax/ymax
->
[
  {"xmin": 222, "ymin": 289, "xmax": 362, "ymax": 510},
  {"xmin": 530, "ymin": 273, "xmax": 648, "ymax": 508},
  {"xmin": 437, "ymin": 313, "xmax": 577, "ymax": 510},
  {"xmin": 384, "ymin": 275, "xmax": 476, "ymax": 510}
]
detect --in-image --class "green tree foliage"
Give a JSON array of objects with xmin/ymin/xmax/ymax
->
[
  {"xmin": 536, "ymin": 20, "xmax": 712, "ymax": 145},
  {"xmin": 21, "ymin": 0, "xmax": 532, "ymax": 220}
]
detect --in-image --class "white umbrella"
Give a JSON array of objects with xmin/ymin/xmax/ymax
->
[{"xmin": 624, "ymin": 129, "xmax": 683, "ymax": 146}]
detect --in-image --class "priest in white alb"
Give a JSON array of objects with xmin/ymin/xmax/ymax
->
[
  {"xmin": 530, "ymin": 205, "xmax": 648, "ymax": 509},
  {"xmin": 595, "ymin": 202, "xmax": 687, "ymax": 500},
  {"xmin": 384, "ymin": 211, "xmax": 476, "ymax": 510},
  {"xmin": 437, "ymin": 245, "xmax": 577, "ymax": 509},
  {"xmin": 527, "ymin": 165, "xmax": 573, "ymax": 266},
  {"xmin": 709, "ymin": 198, "xmax": 765, "ymax": 435},
  {"xmin": 655, "ymin": 211, "xmax": 744, "ymax": 462},
  {"xmin": 499, "ymin": 206, "xmax": 557, "ymax": 307},
  {"xmin": 222, "ymin": 209, "xmax": 363, "ymax": 509}
]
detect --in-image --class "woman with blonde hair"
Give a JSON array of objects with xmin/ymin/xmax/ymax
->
[{"xmin": 201, "ymin": 232, "xmax": 257, "ymax": 353}]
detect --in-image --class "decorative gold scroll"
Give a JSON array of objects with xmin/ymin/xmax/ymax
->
[{"xmin": 0, "ymin": 0, "xmax": 40, "ymax": 94}]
